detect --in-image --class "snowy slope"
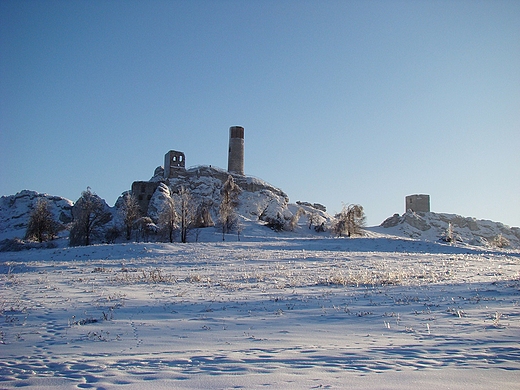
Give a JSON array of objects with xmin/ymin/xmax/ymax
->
[{"xmin": 1, "ymin": 237, "xmax": 519, "ymax": 389}]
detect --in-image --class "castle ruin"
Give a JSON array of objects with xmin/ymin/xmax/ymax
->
[
  {"xmin": 161, "ymin": 127, "xmax": 244, "ymax": 179},
  {"xmin": 132, "ymin": 181, "xmax": 159, "ymax": 215},
  {"xmin": 164, "ymin": 150, "xmax": 186, "ymax": 178},
  {"xmin": 405, "ymin": 194, "xmax": 430, "ymax": 213},
  {"xmin": 131, "ymin": 126, "xmax": 246, "ymax": 213}
]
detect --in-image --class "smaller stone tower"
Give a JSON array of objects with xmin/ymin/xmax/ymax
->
[
  {"xmin": 164, "ymin": 150, "xmax": 185, "ymax": 178},
  {"xmin": 228, "ymin": 126, "xmax": 244, "ymax": 175},
  {"xmin": 405, "ymin": 194, "xmax": 430, "ymax": 213}
]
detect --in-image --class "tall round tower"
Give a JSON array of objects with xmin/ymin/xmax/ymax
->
[{"xmin": 228, "ymin": 126, "xmax": 244, "ymax": 175}]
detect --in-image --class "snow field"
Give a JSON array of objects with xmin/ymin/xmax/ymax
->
[{"xmin": 1, "ymin": 239, "xmax": 519, "ymax": 389}]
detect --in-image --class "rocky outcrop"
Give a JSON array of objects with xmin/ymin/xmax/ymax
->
[
  {"xmin": 136, "ymin": 165, "xmax": 292, "ymax": 225},
  {"xmin": 380, "ymin": 211, "xmax": 520, "ymax": 248}
]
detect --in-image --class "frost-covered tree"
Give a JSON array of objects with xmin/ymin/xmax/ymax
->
[
  {"xmin": 69, "ymin": 188, "xmax": 112, "ymax": 246},
  {"xmin": 332, "ymin": 208, "xmax": 348, "ymax": 237},
  {"xmin": 307, "ymin": 211, "xmax": 320, "ymax": 230},
  {"xmin": 158, "ymin": 197, "xmax": 178, "ymax": 243},
  {"xmin": 120, "ymin": 193, "xmax": 141, "ymax": 240},
  {"xmin": 263, "ymin": 212, "xmax": 286, "ymax": 232},
  {"xmin": 25, "ymin": 198, "xmax": 58, "ymax": 243},
  {"xmin": 218, "ymin": 175, "xmax": 241, "ymax": 241},
  {"xmin": 134, "ymin": 216, "xmax": 156, "ymax": 242},
  {"xmin": 287, "ymin": 207, "xmax": 305, "ymax": 231},
  {"xmin": 194, "ymin": 200, "xmax": 214, "ymax": 228},
  {"xmin": 346, "ymin": 204, "xmax": 366, "ymax": 236},
  {"xmin": 177, "ymin": 186, "xmax": 195, "ymax": 243},
  {"xmin": 333, "ymin": 204, "xmax": 366, "ymax": 237}
]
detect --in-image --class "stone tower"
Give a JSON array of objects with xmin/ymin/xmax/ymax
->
[
  {"xmin": 164, "ymin": 150, "xmax": 185, "ymax": 178},
  {"xmin": 405, "ymin": 194, "xmax": 430, "ymax": 213},
  {"xmin": 228, "ymin": 126, "xmax": 244, "ymax": 175}
]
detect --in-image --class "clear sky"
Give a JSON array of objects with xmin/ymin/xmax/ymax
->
[{"xmin": 1, "ymin": 0, "xmax": 519, "ymax": 227}]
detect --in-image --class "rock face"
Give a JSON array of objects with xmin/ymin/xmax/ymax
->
[
  {"xmin": 0, "ymin": 190, "xmax": 73, "ymax": 240},
  {"xmin": 380, "ymin": 211, "xmax": 520, "ymax": 248}
]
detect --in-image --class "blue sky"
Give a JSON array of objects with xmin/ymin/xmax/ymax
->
[{"xmin": 1, "ymin": 0, "xmax": 519, "ymax": 227}]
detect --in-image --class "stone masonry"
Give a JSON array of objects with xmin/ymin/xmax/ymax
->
[{"xmin": 405, "ymin": 194, "xmax": 430, "ymax": 213}]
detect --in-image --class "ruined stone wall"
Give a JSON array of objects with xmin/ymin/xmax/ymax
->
[
  {"xmin": 131, "ymin": 181, "xmax": 160, "ymax": 215},
  {"xmin": 405, "ymin": 194, "xmax": 430, "ymax": 213}
]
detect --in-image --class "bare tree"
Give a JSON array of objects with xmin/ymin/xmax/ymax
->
[
  {"xmin": 346, "ymin": 204, "xmax": 366, "ymax": 236},
  {"xmin": 158, "ymin": 197, "xmax": 178, "ymax": 243},
  {"xmin": 120, "ymin": 193, "xmax": 141, "ymax": 240},
  {"xmin": 332, "ymin": 207, "xmax": 348, "ymax": 237},
  {"xmin": 25, "ymin": 198, "xmax": 58, "ymax": 242},
  {"xmin": 219, "ymin": 175, "xmax": 241, "ymax": 241},
  {"xmin": 69, "ymin": 188, "xmax": 112, "ymax": 246},
  {"xmin": 333, "ymin": 204, "xmax": 366, "ymax": 237},
  {"xmin": 177, "ymin": 186, "xmax": 195, "ymax": 243},
  {"xmin": 287, "ymin": 207, "xmax": 305, "ymax": 231},
  {"xmin": 307, "ymin": 211, "xmax": 318, "ymax": 230}
]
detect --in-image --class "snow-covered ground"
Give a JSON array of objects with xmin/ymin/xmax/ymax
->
[{"xmin": 1, "ymin": 224, "xmax": 519, "ymax": 389}]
